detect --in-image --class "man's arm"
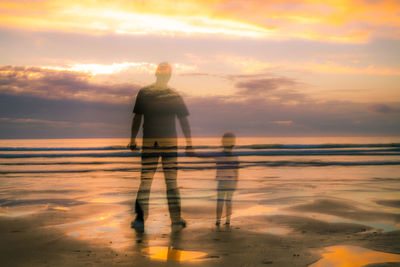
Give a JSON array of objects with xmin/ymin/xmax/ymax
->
[
  {"xmin": 178, "ymin": 116, "xmax": 192, "ymax": 148},
  {"xmin": 129, "ymin": 113, "xmax": 142, "ymax": 150}
]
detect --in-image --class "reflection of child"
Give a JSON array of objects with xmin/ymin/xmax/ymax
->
[
  {"xmin": 215, "ymin": 132, "xmax": 239, "ymax": 226},
  {"xmin": 188, "ymin": 132, "xmax": 239, "ymax": 226}
]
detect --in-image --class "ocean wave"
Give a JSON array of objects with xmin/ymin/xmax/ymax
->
[
  {"xmin": 243, "ymin": 143, "xmax": 400, "ymax": 149},
  {"xmin": 1, "ymin": 160, "xmax": 400, "ymax": 167},
  {"xmin": 239, "ymin": 160, "xmax": 400, "ymax": 167},
  {"xmin": 1, "ymin": 160, "xmax": 399, "ymax": 174},
  {"xmin": 1, "ymin": 143, "xmax": 399, "ymax": 151},
  {"xmin": 1, "ymin": 148, "xmax": 399, "ymax": 158},
  {"xmin": 0, "ymin": 152, "xmax": 140, "ymax": 158},
  {"xmin": 0, "ymin": 167, "xmax": 141, "ymax": 174}
]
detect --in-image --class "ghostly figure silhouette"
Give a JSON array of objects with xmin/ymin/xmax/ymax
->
[
  {"xmin": 186, "ymin": 132, "xmax": 239, "ymax": 226},
  {"xmin": 129, "ymin": 62, "xmax": 192, "ymax": 232},
  {"xmin": 215, "ymin": 132, "xmax": 239, "ymax": 226}
]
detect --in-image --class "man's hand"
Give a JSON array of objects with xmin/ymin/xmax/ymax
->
[{"xmin": 128, "ymin": 141, "xmax": 138, "ymax": 151}]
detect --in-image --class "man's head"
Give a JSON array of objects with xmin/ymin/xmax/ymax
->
[
  {"xmin": 155, "ymin": 62, "xmax": 172, "ymax": 85},
  {"xmin": 222, "ymin": 132, "xmax": 236, "ymax": 150}
]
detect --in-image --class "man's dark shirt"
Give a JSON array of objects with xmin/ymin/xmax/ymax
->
[{"xmin": 133, "ymin": 86, "xmax": 189, "ymax": 139}]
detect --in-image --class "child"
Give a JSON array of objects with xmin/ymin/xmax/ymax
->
[
  {"xmin": 188, "ymin": 132, "xmax": 239, "ymax": 226},
  {"xmin": 215, "ymin": 132, "xmax": 239, "ymax": 226}
]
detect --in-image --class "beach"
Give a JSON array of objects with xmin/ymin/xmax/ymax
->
[{"xmin": 1, "ymin": 137, "xmax": 400, "ymax": 266}]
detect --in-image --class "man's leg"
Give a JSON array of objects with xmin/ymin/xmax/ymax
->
[
  {"xmin": 135, "ymin": 153, "xmax": 158, "ymax": 222},
  {"xmin": 161, "ymin": 151, "xmax": 182, "ymax": 223}
]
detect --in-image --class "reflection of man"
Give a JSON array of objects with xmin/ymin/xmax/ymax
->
[{"xmin": 129, "ymin": 62, "xmax": 192, "ymax": 232}]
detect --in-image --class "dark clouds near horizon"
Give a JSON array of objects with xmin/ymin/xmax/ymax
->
[
  {"xmin": 0, "ymin": 65, "xmax": 399, "ymax": 138},
  {"xmin": 0, "ymin": 65, "xmax": 140, "ymax": 102}
]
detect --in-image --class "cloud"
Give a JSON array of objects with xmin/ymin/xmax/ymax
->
[
  {"xmin": 0, "ymin": 93, "xmax": 132, "ymax": 138},
  {"xmin": 1, "ymin": 86, "xmax": 400, "ymax": 138},
  {"xmin": 0, "ymin": 117, "xmax": 127, "ymax": 139},
  {"xmin": 368, "ymin": 104, "xmax": 400, "ymax": 114},
  {"xmin": 0, "ymin": 1, "xmax": 271, "ymax": 39},
  {"xmin": 0, "ymin": 117, "xmax": 67, "ymax": 125},
  {"xmin": 175, "ymin": 69, "xmax": 310, "ymax": 105},
  {"xmin": 229, "ymin": 73, "xmax": 309, "ymax": 106},
  {"xmin": 219, "ymin": 55, "xmax": 400, "ymax": 76},
  {"xmin": 0, "ymin": 65, "xmax": 141, "ymax": 103},
  {"xmin": 213, "ymin": 0, "xmax": 400, "ymax": 42},
  {"xmin": 1, "ymin": 0, "xmax": 399, "ymax": 42},
  {"xmin": 226, "ymin": 73, "xmax": 274, "ymax": 80},
  {"xmin": 43, "ymin": 62, "xmax": 157, "ymax": 75},
  {"xmin": 302, "ymin": 61, "xmax": 400, "ymax": 75},
  {"xmin": 185, "ymin": 95, "xmax": 400, "ymax": 136},
  {"xmin": 178, "ymin": 70, "xmax": 307, "ymax": 104},
  {"xmin": 235, "ymin": 77, "xmax": 298, "ymax": 94},
  {"xmin": 0, "ymin": 117, "xmax": 121, "ymax": 127},
  {"xmin": 218, "ymin": 55, "xmax": 273, "ymax": 73},
  {"xmin": 43, "ymin": 62, "xmax": 197, "ymax": 75},
  {"xmin": 178, "ymin": 72, "xmax": 214, "ymax": 77},
  {"xmin": 1, "ymin": 65, "xmax": 399, "ymax": 138},
  {"xmin": 271, "ymin": 120, "xmax": 293, "ymax": 126}
]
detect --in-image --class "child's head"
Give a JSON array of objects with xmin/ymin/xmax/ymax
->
[{"xmin": 221, "ymin": 132, "xmax": 236, "ymax": 150}]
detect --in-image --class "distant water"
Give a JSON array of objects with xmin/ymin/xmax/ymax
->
[{"xmin": 0, "ymin": 137, "xmax": 399, "ymax": 174}]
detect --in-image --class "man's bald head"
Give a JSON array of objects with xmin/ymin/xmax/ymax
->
[{"xmin": 156, "ymin": 62, "xmax": 172, "ymax": 75}]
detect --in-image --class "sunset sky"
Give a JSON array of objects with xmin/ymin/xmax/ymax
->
[{"xmin": 1, "ymin": 0, "xmax": 399, "ymax": 138}]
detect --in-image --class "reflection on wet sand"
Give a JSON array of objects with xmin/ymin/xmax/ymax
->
[
  {"xmin": 310, "ymin": 245, "xmax": 400, "ymax": 267},
  {"xmin": 54, "ymin": 206, "xmax": 133, "ymax": 249},
  {"xmin": 263, "ymin": 226, "xmax": 291, "ymax": 235},
  {"xmin": 135, "ymin": 230, "xmax": 211, "ymax": 263},
  {"xmin": 50, "ymin": 206, "xmax": 70, "ymax": 211},
  {"xmin": 142, "ymin": 246, "xmax": 208, "ymax": 262},
  {"xmin": 233, "ymin": 205, "xmax": 278, "ymax": 218}
]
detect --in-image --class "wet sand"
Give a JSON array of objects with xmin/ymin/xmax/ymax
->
[{"xmin": 1, "ymin": 196, "xmax": 400, "ymax": 267}]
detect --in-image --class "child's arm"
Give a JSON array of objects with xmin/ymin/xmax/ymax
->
[
  {"xmin": 185, "ymin": 149, "xmax": 216, "ymax": 158},
  {"xmin": 232, "ymin": 156, "xmax": 240, "ymax": 180}
]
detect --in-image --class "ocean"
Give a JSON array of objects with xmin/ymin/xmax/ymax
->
[{"xmin": 1, "ymin": 137, "xmax": 400, "ymax": 249}]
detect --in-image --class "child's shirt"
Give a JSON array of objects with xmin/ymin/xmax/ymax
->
[{"xmin": 214, "ymin": 151, "xmax": 239, "ymax": 181}]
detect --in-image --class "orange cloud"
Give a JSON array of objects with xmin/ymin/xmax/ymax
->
[
  {"xmin": 42, "ymin": 62, "xmax": 196, "ymax": 75},
  {"xmin": 220, "ymin": 55, "xmax": 400, "ymax": 75},
  {"xmin": 0, "ymin": 1, "xmax": 271, "ymax": 38},
  {"xmin": 1, "ymin": 0, "xmax": 399, "ymax": 42},
  {"xmin": 303, "ymin": 61, "xmax": 400, "ymax": 75}
]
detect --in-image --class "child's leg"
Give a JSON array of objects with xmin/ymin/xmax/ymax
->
[
  {"xmin": 225, "ymin": 192, "xmax": 233, "ymax": 224},
  {"xmin": 224, "ymin": 181, "xmax": 237, "ymax": 224},
  {"xmin": 216, "ymin": 182, "xmax": 225, "ymax": 225}
]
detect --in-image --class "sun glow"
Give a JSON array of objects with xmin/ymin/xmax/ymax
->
[
  {"xmin": 42, "ymin": 62, "xmax": 155, "ymax": 75},
  {"xmin": 41, "ymin": 62, "xmax": 197, "ymax": 75},
  {"xmin": 84, "ymin": 8, "xmax": 271, "ymax": 38},
  {"xmin": 1, "ymin": 1, "xmax": 399, "ymax": 42},
  {"xmin": 0, "ymin": 2, "xmax": 272, "ymax": 39}
]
